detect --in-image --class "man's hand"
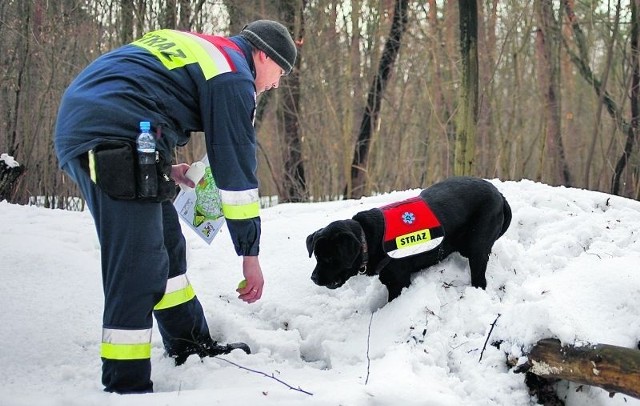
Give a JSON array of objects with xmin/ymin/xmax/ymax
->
[
  {"xmin": 171, "ymin": 163, "xmax": 196, "ymax": 189},
  {"xmin": 237, "ymin": 256, "xmax": 264, "ymax": 303}
]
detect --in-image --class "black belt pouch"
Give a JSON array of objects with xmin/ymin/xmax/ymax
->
[{"xmin": 88, "ymin": 141, "xmax": 137, "ymax": 200}]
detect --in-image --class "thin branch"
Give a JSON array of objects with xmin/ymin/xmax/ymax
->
[
  {"xmin": 479, "ymin": 313, "xmax": 501, "ymax": 362},
  {"xmin": 365, "ymin": 312, "xmax": 375, "ymax": 385},
  {"xmin": 214, "ymin": 356, "xmax": 313, "ymax": 396}
]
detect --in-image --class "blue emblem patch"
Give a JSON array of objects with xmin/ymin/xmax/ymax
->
[{"xmin": 402, "ymin": 211, "xmax": 415, "ymax": 224}]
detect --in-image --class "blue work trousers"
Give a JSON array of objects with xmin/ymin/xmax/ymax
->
[{"xmin": 63, "ymin": 157, "xmax": 211, "ymax": 393}]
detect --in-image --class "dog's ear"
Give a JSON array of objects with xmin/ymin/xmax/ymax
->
[
  {"xmin": 334, "ymin": 231, "xmax": 362, "ymax": 267},
  {"xmin": 306, "ymin": 228, "xmax": 323, "ymax": 257}
]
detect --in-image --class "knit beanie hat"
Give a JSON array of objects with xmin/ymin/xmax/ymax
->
[{"xmin": 239, "ymin": 20, "xmax": 297, "ymax": 75}]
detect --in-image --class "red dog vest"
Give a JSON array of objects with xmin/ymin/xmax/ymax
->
[{"xmin": 379, "ymin": 197, "xmax": 444, "ymax": 258}]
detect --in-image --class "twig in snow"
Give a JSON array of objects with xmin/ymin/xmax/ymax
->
[
  {"xmin": 214, "ymin": 356, "xmax": 313, "ymax": 396},
  {"xmin": 365, "ymin": 312, "xmax": 375, "ymax": 385},
  {"xmin": 479, "ymin": 314, "xmax": 501, "ymax": 362}
]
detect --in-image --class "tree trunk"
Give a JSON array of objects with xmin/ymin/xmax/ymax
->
[
  {"xmin": 222, "ymin": 1, "xmax": 246, "ymax": 34},
  {"xmin": 476, "ymin": 0, "xmax": 498, "ymax": 178},
  {"xmin": 120, "ymin": 0, "xmax": 134, "ymax": 44},
  {"xmin": 523, "ymin": 338, "xmax": 640, "ymax": 399},
  {"xmin": 454, "ymin": 0, "xmax": 479, "ymax": 176},
  {"xmin": 280, "ymin": 0, "xmax": 307, "ymax": 203},
  {"xmin": 534, "ymin": 0, "xmax": 571, "ymax": 186},
  {"xmin": 584, "ymin": 0, "xmax": 621, "ymax": 189},
  {"xmin": 347, "ymin": 0, "xmax": 409, "ymax": 199},
  {"xmin": 255, "ymin": 92, "xmax": 287, "ymax": 198},
  {"xmin": 343, "ymin": 0, "xmax": 362, "ymax": 198},
  {"xmin": 163, "ymin": 0, "xmax": 177, "ymax": 29},
  {"xmin": 177, "ymin": 0, "xmax": 191, "ymax": 30},
  {"xmin": 611, "ymin": 0, "xmax": 639, "ymax": 196}
]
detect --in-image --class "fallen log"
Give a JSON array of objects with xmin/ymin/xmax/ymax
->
[{"xmin": 523, "ymin": 338, "xmax": 640, "ymax": 399}]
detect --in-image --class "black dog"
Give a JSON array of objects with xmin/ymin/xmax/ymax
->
[{"xmin": 306, "ymin": 176, "xmax": 512, "ymax": 301}]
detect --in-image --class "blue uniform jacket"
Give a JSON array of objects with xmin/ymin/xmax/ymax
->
[{"xmin": 55, "ymin": 31, "xmax": 262, "ymax": 256}]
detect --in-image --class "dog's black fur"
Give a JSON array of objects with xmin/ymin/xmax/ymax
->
[{"xmin": 306, "ymin": 177, "xmax": 512, "ymax": 301}]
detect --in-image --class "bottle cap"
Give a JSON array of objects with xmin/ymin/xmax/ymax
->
[{"xmin": 140, "ymin": 121, "xmax": 151, "ymax": 131}]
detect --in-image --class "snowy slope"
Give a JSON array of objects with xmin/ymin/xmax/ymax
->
[{"xmin": 1, "ymin": 179, "xmax": 639, "ymax": 406}]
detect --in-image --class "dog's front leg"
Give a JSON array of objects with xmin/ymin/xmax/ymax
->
[{"xmin": 379, "ymin": 266, "xmax": 411, "ymax": 302}]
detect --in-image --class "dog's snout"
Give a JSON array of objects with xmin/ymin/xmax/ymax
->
[{"xmin": 310, "ymin": 272, "xmax": 320, "ymax": 284}]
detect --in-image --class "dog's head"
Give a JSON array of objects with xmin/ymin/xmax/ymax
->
[{"xmin": 306, "ymin": 219, "xmax": 363, "ymax": 289}]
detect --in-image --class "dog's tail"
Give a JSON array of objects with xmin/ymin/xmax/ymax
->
[{"xmin": 499, "ymin": 194, "xmax": 512, "ymax": 237}]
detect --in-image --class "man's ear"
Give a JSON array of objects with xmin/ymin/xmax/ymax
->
[{"xmin": 256, "ymin": 49, "xmax": 269, "ymax": 63}]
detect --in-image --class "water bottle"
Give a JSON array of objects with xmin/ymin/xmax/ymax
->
[{"xmin": 136, "ymin": 121, "xmax": 157, "ymax": 198}]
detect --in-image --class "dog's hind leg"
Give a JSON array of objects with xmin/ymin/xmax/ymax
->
[{"xmin": 467, "ymin": 252, "xmax": 489, "ymax": 289}]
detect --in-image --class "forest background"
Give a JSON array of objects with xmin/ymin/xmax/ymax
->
[{"xmin": 1, "ymin": 0, "xmax": 639, "ymax": 208}]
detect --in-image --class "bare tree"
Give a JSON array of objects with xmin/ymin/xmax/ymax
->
[
  {"xmin": 279, "ymin": 0, "xmax": 308, "ymax": 202},
  {"xmin": 562, "ymin": 0, "xmax": 638, "ymax": 196},
  {"xmin": 454, "ymin": 0, "xmax": 479, "ymax": 176},
  {"xmin": 120, "ymin": 0, "xmax": 134, "ymax": 43},
  {"xmin": 4, "ymin": 0, "xmax": 640, "ymax": 208},
  {"xmin": 163, "ymin": 0, "xmax": 178, "ymax": 29},
  {"xmin": 611, "ymin": 0, "xmax": 639, "ymax": 196},
  {"xmin": 584, "ymin": 0, "xmax": 621, "ymax": 190},
  {"xmin": 178, "ymin": 0, "xmax": 192, "ymax": 30},
  {"xmin": 347, "ymin": 0, "xmax": 409, "ymax": 199},
  {"xmin": 534, "ymin": 0, "xmax": 572, "ymax": 186}
]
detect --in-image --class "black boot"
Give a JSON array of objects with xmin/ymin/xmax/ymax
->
[
  {"xmin": 169, "ymin": 338, "xmax": 251, "ymax": 366},
  {"xmin": 198, "ymin": 340, "xmax": 251, "ymax": 358}
]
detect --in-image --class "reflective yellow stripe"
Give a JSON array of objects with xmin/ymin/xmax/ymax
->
[
  {"xmin": 154, "ymin": 274, "xmax": 196, "ymax": 310},
  {"xmin": 101, "ymin": 342, "xmax": 151, "ymax": 360},
  {"xmin": 88, "ymin": 150, "xmax": 97, "ymax": 183},
  {"xmin": 154, "ymin": 284, "xmax": 195, "ymax": 310},
  {"xmin": 131, "ymin": 30, "xmax": 231, "ymax": 79},
  {"xmin": 101, "ymin": 328, "xmax": 152, "ymax": 360},
  {"xmin": 222, "ymin": 201, "xmax": 260, "ymax": 220},
  {"xmin": 220, "ymin": 189, "xmax": 260, "ymax": 220}
]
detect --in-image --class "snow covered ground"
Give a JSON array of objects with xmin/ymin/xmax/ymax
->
[{"xmin": 1, "ymin": 178, "xmax": 639, "ymax": 405}]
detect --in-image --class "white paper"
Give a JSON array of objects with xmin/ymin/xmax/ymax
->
[{"xmin": 173, "ymin": 155, "xmax": 225, "ymax": 244}]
